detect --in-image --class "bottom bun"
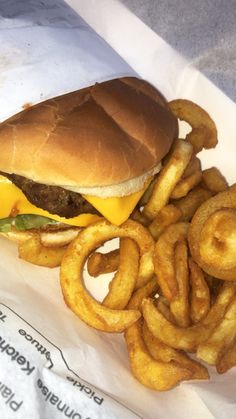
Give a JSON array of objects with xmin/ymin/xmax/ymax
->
[{"xmin": 0, "ymin": 227, "xmax": 81, "ymax": 248}]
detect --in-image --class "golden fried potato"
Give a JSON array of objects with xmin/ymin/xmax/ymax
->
[
  {"xmin": 125, "ymin": 320, "xmax": 192, "ymax": 391},
  {"xmin": 171, "ymin": 154, "xmax": 202, "ymax": 199},
  {"xmin": 217, "ymin": 341, "xmax": 236, "ymax": 373},
  {"xmin": 197, "ymin": 295, "xmax": 236, "ymax": 365},
  {"xmin": 173, "ymin": 187, "xmax": 212, "ymax": 222},
  {"xmin": 87, "ymin": 249, "xmax": 119, "ymax": 277},
  {"xmin": 148, "ymin": 204, "xmax": 182, "ymax": 240},
  {"xmin": 144, "ymin": 139, "xmax": 193, "ymax": 220},
  {"xmin": 170, "ymin": 170, "xmax": 202, "ymax": 199},
  {"xmin": 169, "ymin": 99, "xmax": 218, "ymax": 153},
  {"xmin": 142, "ymin": 321, "xmax": 209, "ymax": 380},
  {"xmin": 103, "ymin": 238, "xmax": 139, "ymax": 309},
  {"xmin": 18, "ymin": 235, "xmax": 67, "ymax": 268},
  {"xmin": 155, "ymin": 296, "xmax": 177, "ymax": 324},
  {"xmin": 142, "ymin": 283, "xmax": 236, "ymax": 351},
  {"xmin": 182, "ymin": 155, "xmax": 202, "ymax": 178},
  {"xmin": 188, "ymin": 185, "xmax": 236, "ymax": 280},
  {"xmin": 60, "ymin": 219, "xmax": 156, "ymax": 332},
  {"xmin": 153, "ymin": 222, "xmax": 189, "ymax": 300},
  {"xmin": 201, "ymin": 167, "xmax": 228, "ymax": 193},
  {"xmin": 189, "ymin": 258, "xmax": 210, "ymax": 324},
  {"xmin": 130, "ymin": 208, "xmax": 150, "ymax": 227},
  {"xmin": 169, "ymin": 240, "xmax": 190, "ymax": 327},
  {"xmin": 124, "ymin": 279, "xmax": 193, "ymax": 390}
]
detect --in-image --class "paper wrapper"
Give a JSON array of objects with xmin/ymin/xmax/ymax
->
[{"xmin": 0, "ymin": 1, "xmax": 236, "ymax": 418}]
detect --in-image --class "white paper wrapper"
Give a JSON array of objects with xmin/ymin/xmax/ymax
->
[
  {"xmin": 0, "ymin": 1, "xmax": 236, "ymax": 418},
  {"xmin": 0, "ymin": 0, "xmax": 136, "ymax": 123}
]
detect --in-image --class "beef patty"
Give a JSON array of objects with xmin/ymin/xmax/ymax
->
[{"xmin": 1, "ymin": 172, "xmax": 99, "ymax": 218}]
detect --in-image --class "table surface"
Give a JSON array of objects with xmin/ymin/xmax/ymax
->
[{"xmin": 120, "ymin": 0, "xmax": 236, "ymax": 103}]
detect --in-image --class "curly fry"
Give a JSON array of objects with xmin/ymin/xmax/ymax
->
[
  {"xmin": 154, "ymin": 222, "xmax": 189, "ymax": 300},
  {"xmin": 188, "ymin": 185, "xmax": 236, "ymax": 280},
  {"xmin": 87, "ymin": 249, "xmax": 119, "ymax": 277},
  {"xmin": 173, "ymin": 187, "xmax": 212, "ymax": 222},
  {"xmin": 143, "ymin": 139, "xmax": 193, "ymax": 220},
  {"xmin": 201, "ymin": 167, "xmax": 228, "ymax": 193},
  {"xmin": 124, "ymin": 279, "xmax": 192, "ymax": 390},
  {"xmin": 189, "ymin": 258, "xmax": 210, "ymax": 324},
  {"xmin": 169, "ymin": 99, "xmax": 218, "ymax": 153}
]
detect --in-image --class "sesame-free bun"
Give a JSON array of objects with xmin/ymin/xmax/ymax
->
[{"xmin": 0, "ymin": 77, "xmax": 177, "ymax": 197}]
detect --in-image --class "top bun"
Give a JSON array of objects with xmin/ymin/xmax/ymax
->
[{"xmin": 0, "ymin": 77, "xmax": 177, "ymax": 197}]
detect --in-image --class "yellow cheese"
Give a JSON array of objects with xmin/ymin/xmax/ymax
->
[
  {"xmin": 0, "ymin": 175, "xmax": 146, "ymax": 226},
  {"xmin": 84, "ymin": 187, "xmax": 146, "ymax": 225}
]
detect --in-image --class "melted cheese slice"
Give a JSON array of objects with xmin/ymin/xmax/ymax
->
[{"xmin": 0, "ymin": 175, "xmax": 147, "ymax": 226}]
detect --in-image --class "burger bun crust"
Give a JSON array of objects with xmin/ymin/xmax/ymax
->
[{"xmin": 0, "ymin": 77, "xmax": 178, "ymax": 197}]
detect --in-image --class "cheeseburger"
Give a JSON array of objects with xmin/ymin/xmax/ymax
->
[{"xmin": 0, "ymin": 77, "xmax": 177, "ymax": 246}]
